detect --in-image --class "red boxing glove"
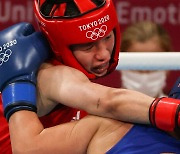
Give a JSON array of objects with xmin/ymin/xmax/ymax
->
[{"xmin": 149, "ymin": 97, "xmax": 180, "ymax": 132}]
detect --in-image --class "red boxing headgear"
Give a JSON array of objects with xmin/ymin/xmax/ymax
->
[{"xmin": 34, "ymin": 0, "xmax": 120, "ymax": 79}]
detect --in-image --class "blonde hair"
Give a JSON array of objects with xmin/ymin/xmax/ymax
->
[{"xmin": 121, "ymin": 21, "xmax": 172, "ymax": 52}]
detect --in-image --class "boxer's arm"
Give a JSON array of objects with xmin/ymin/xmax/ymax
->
[
  {"xmin": 9, "ymin": 111, "xmax": 99, "ymax": 153},
  {"xmin": 37, "ymin": 64, "xmax": 153, "ymax": 124},
  {"xmin": 38, "ymin": 64, "xmax": 180, "ymax": 133}
]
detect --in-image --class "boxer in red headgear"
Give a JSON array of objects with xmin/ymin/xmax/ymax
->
[
  {"xmin": 0, "ymin": 1, "xmax": 122, "ymax": 152},
  {"xmin": 34, "ymin": 0, "xmax": 120, "ymax": 79},
  {"xmin": 32, "ymin": 0, "xmax": 179, "ymax": 135},
  {"xmin": 34, "ymin": 0, "xmax": 120, "ymax": 126},
  {"xmin": 33, "ymin": 0, "xmax": 122, "ymax": 127}
]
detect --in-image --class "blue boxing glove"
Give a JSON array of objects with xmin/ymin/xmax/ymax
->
[{"xmin": 0, "ymin": 22, "xmax": 50, "ymax": 120}]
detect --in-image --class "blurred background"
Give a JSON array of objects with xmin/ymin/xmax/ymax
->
[{"xmin": 1, "ymin": 0, "xmax": 180, "ymax": 95}]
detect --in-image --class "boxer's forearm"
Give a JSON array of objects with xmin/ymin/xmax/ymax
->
[
  {"xmin": 9, "ymin": 111, "xmax": 44, "ymax": 153},
  {"xmin": 95, "ymin": 88, "xmax": 153, "ymax": 124},
  {"xmin": 8, "ymin": 111, "xmax": 96, "ymax": 153},
  {"xmin": 9, "ymin": 111, "xmax": 81, "ymax": 153}
]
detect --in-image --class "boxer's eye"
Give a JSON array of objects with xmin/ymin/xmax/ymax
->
[
  {"xmin": 70, "ymin": 42, "xmax": 94, "ymax": 52},
  {"xmin": 104, "ymin": 34, "xmax": 111, "ymax": 40},
  {"xmin": 83, "ymin": 44, "xmax": 94, "ymax": 51}
]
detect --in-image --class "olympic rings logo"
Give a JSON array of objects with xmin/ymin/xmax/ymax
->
[
  {"xmin": 86, "ymin": 25, "xmax": 107, "ymax": 41},
  {"xmin": 0, "ymin": 49, "xmax": 12, "ymax": 66}
]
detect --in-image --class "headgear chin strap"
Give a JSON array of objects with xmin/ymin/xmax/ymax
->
[{"xmin": 34, "ymin": 0, "xmax": 120, "ymax": 79}]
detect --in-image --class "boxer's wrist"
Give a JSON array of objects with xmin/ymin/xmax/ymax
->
[
  {"xmin": 149, "ymin": 98, "xmax": 161, "ymax": 126},
  {"xmin": 2, "ymin": 82, "xmax": 37, "ymax": 121}
]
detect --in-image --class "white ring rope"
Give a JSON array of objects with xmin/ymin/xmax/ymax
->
[{"xmin": 116, "ymin": 52, "xmax": 180, "ymax": 70}]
